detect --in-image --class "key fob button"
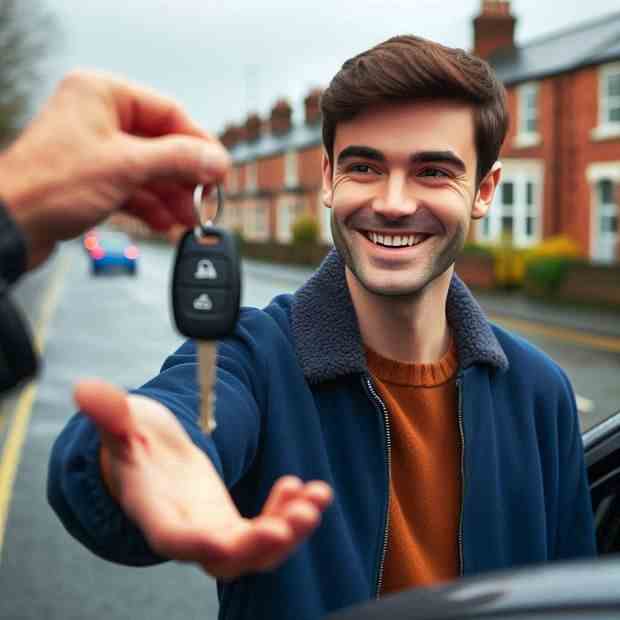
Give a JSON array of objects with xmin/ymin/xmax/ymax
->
[
  {"xmin": 178, "ymin": 256, "xmax": 229, "ymax": 285},
  {"xmin": 178, "ymin": 288, "xmax": 231, "ymax": 317}
]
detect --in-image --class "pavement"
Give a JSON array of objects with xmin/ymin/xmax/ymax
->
[
  {"xmin": 472, "ymin": 289, "xmax": 620, "ymax": 341},
  {"xmin": 243, "ymin": 259, "xmax": 620, "ymax": 340}
]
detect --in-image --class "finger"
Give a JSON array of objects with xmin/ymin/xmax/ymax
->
[
  {"xmin": 143, "ymin": 180, "xmax": 196, "ymax": 229},
  {"xmin": 102, "ymin": 72, "xmax": 213, "ymax": 139},
  {"xmin": 282, "ymin": 499, "xmax": 322, "ymax": 539},
  {"xmin": 124, "ymin": 135, "xmax": 230, "ymax": 187},
  {"xmin": 262, "ymin": 476, "xmax": 304, "ymax": 517},
  {"xmin": 122, "ymin": 189, "xmax": 176, "ymax": 232},
  {"xmin": 300, "ymin": 480, "xmax": 334, "ymax": 512},
  {"xmin": 149, "ymin": 516, "xmax": 294, "ymax": 579},
  {"xmin": 253, "ymin": 502, "xmax": 322, "ymax": 572},
  {"xmin": 73, "ymin": 379, "xmax": 133, "ymax": 439}
]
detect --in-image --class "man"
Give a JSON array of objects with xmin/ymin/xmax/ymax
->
[
  {"xmin": 0, "ymin": 70, "xmax": 230, "ymax": 391},
  {"xmin": 48, "ymin": 36, "xmax": 596, "ymax": 619}
]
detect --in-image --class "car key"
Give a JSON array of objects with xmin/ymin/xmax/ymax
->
[{"xmin": 171, "ymin": 184, "xmax": 241, "ymax": 434}]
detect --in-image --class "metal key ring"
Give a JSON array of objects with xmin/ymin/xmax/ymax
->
[{"xmin": 193, "ymin": 184, "xmax": 224, "ymax": 232}]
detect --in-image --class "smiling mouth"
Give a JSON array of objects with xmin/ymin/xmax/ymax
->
[{"xmin": 363, "ymin": 231, "xmax": 432, "ymax": 248}]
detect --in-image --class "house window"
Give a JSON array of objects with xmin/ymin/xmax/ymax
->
[
  {"xmin": 246, "ymin": 162, "xmax": 257, "ymax": 193},
  {"xmin": 515, "ymin": 82, "xmax": 540, "ymax": 147},
  {"xmin": 277, "ymin": 196, "xmax": 305, "ymax": 242},
  {"xmin": 525, "ymin": 181, "xmax": 536, "ymax": 236},
  {"xmin": 227, "ymin": 167, "xmax": 238, "ymax": 194},
  {"xmin": 242, "ymin": 200, "xmax": 268, "ymax": 240},
  {"xmin": 602, "ymin": 65, "xmax": 620, "ymax": 125},
  {"xmin": 500, "ymin": 181, "xmax": 514, "ymax": 238},
  {"xmin": 479, "ymin": 164, "xmax": 542, "ymax": 247},
  {"xmin": 594, "ymin": 179, "xmax": 618, "ymax": 263},
  {"xmin": 222, "ymin": 205, "xmax": 241, "ymax": 232},
  {"xmin": 593, "ymin": 63, "xmax": 620, "ymax": 140},
  {"xmin": 285, "ymin": 150, "xmax": 298, "ymax": 188}
]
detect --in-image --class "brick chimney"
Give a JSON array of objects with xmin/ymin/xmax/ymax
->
[
  {"xmin": 220, "ymin": 123, "xmax": 242, "ymax": 149},
  {"xmin": 244, "ymin": 113, "xmax": 262, "ymax": 142},
  {"xmin": 304, "ymin": 88, "xmax": 322, "ymax": 125},
  {"xmin": 473, "ymin": 0, "xmax": 516, "ymax": 59},
  {"xmin": 270, "ymin": 99, "xmax": 292, "ymax": 136}
]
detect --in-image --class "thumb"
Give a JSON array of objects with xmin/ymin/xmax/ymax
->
[
  {"xmin": 74, "ymin": 378, "xmax": 133, "ymax": 439},
  {"xmin": 124, "ymin": 135, "xmax": 231, "ymax": 186}
]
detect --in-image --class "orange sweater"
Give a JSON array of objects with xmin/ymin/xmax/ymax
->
[{"xmin": 366, "ymin": 340, "xmax": 461, "ymax": 595}]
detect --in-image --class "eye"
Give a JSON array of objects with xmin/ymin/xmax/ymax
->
[
  {"xmin": 419, "ymin": 167, "xmax": 450, "ymax": 178},
  {"xmin": 347, "ymin": 163, "xmax": 378, "ymax": 175}
]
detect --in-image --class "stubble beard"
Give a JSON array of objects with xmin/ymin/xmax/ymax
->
[{"xmin": 331, "ymin": 213, "xmax": 466, "ymax": 299}]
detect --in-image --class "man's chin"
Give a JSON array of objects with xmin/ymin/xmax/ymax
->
[{"xmin": 351, "ymin": 268, "xmax": 430, "ymax": 298}]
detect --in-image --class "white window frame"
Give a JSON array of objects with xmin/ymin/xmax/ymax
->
[
  {"xmin": 591, "ymin": 62, "xmax": 620, "ymax": 141},
  {"xmin": 221, "ymin": 204, "xmax": 241, "ymax": 232},
  {"xmin": 227, "ymin": 167, "xmax": 238, "ymax": 194},
  {"xmin": 276, "ymin": 195, "xmax": 305, "ymax": 243},
  {"xmin": 242, "ymin": 199, "xmax": 269, "ymax": 241},
  {"xmin": 514, "ymin": 82, "xmax": 540, "ymax": 148},
  {"xmin": 586, "ymin": 162, "xmax": 620, "ymax": 263},
  {"xmin": 284, "ymin": 150, "xmax": 298, "ymax": 188},
  {"xmin": 478, "ymin": 159, "xmax": 543, "ymax": 247},
  {"xmin": 245, "ymin": 161, "xmax": 257, "ymax": 193}
]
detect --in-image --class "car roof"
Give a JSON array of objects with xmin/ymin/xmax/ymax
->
[{"xmin": 329, "ymin": 558, "xmax": 620, "ymax": 619}]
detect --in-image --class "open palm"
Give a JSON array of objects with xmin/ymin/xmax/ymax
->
[{"xmin": 74, "ymin": 379, "xmax": 333, "ymax": 578}]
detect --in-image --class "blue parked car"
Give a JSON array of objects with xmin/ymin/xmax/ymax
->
[{"xmin": 87, "ymin": 230, "xmax": 139, "ymax": 275}]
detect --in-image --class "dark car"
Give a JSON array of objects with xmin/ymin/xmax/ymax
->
[
  {"xmin": 86, "ymin": 230, "xmax": 139, "ymax": 275},
  {"xmin": 327, "ymin": 410, "xmax": 620, "ymax": 620}
]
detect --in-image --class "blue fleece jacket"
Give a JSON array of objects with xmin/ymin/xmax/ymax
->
[{"xmin": 47, "ymin": 250, "xmax": 596, "ymax": 619}]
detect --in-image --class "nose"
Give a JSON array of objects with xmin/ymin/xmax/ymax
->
[{"xmin": 371, "ymin": 171, "xmax": 417, "ymax": 220}]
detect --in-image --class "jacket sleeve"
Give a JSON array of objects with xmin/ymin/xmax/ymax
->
[
  {"xmin": 553, "ymin": 367, "xmax": 597, "ymax": 560},
  {"xmin": 47, "ymin": 318, "xmax": 264, "ymax": 566}
]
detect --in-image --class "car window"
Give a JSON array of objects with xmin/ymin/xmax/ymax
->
[
  {"xmin": 585, "ymin": 411, "xmax": 620, "ymax": 554},
  {"xmin": 99, "ymin": 233, "xmax": 131, "ymax": 250}
]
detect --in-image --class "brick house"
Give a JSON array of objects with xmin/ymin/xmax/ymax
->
[{"xmin": 220, "ymin": 0, "xmax": 620, "ymax": 263}]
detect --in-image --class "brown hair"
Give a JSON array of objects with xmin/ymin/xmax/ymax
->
[{"xmin": 320, "ymin": 35, "xmax": 509, "ymax": 186}]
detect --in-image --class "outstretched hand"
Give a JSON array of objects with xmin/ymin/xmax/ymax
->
[
  {"xmin": 74, "ymin": 379, "xmax": 333, "ymax": 578},
  {"xmin": 0, "ymin": 70, "xmax": 231, "ymax": 269}
]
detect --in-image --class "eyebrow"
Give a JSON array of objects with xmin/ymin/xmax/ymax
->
[{"xmin": 336, "ymin": 145, "xmax": 466, "ymax": 173}]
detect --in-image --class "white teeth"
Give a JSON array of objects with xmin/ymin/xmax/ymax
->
[{"xmin": 366, "ymin": 232, "xmax": 428, "ymax": 247}]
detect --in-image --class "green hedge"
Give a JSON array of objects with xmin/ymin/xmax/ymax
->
[{"xmin": 523, "ymin": 257, "xmax": 574, "ymax": 297}]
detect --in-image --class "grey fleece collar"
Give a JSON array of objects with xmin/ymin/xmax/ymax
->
[{"xmin": 291, "ymin": 248, "xmax": 509, "ymax": 384}]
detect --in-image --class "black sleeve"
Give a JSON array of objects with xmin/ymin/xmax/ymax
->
[
  {"xmin": 0, "ymin": 197, "xmax": 37, "ymax": 391},
  {"xmin": 0, "ymin": 197, "xmax": 27, "ymax": 285}
]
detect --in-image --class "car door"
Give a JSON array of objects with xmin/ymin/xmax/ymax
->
[{"xmin": 584, "ymin": 409, "xmax": 620, "ymax": 555}]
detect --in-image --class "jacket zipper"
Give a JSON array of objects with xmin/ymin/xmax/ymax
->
[
  {"xmin": 362, "ymin": 375, "xmax": 392, "ymax": 598},
  {"xmin": 456, "ymin": 376, "xmax": 465, "ymax": 577}
]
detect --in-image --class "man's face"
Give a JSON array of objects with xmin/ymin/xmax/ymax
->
[{"xmin": 322, "ymin": 100, "xmax": 497, "ymax": 298}]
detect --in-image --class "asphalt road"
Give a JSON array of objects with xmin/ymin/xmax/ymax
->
[{"xmin": 0, "ymin": 237, "xmax": 618, "ymax": 619}]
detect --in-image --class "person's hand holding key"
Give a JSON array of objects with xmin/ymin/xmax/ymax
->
[{"xmin": 72, "ymin": 185, "xmax": 333, "ymax": 577}]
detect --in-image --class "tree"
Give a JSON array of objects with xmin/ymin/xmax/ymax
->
[{"xmin": 0, "ymin": 0, "xmax": 60, "ymax": 143}]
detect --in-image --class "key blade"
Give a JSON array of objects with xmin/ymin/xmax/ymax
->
[{"xmin": 198, "ymin": 341, "xmax": 217, "ymax": 434}]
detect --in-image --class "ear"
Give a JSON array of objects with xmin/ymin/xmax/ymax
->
[
  {"xmin": 321, "ymin": 150, "xmax": 333, "ymax": 209},
  {"xmin": 472, "ymin": 161, "xmax": 502, "ymax": 220}
]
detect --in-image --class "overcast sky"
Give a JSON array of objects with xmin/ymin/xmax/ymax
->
[{"xmin": 40, "ymin": 0, "xmax": 620, "ymax": 135}]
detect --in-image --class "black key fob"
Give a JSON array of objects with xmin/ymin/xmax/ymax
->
[{"xmin": 171, "ymin": 227, "xmax": 241, "ymax": 340}]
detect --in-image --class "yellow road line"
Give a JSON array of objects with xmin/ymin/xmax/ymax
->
[
  {"xmin": 488, "ymin": 314, "xmax": 620, "ymax": 353},
  {"xmin": 0, "ymin": 253, "xmax": 70, "ymax": 559}
]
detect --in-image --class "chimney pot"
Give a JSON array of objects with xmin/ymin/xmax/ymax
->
[
  {"xmin": 244, "ymin": 113, "xmax": 262, "ymax": 142},
  {"xmin": 270, "ymin": 98, "xmax": 292, "ymax": 135},
  {"xmin": 304, "ymin": 88, "xmax": 323, "ymax": 126}
]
